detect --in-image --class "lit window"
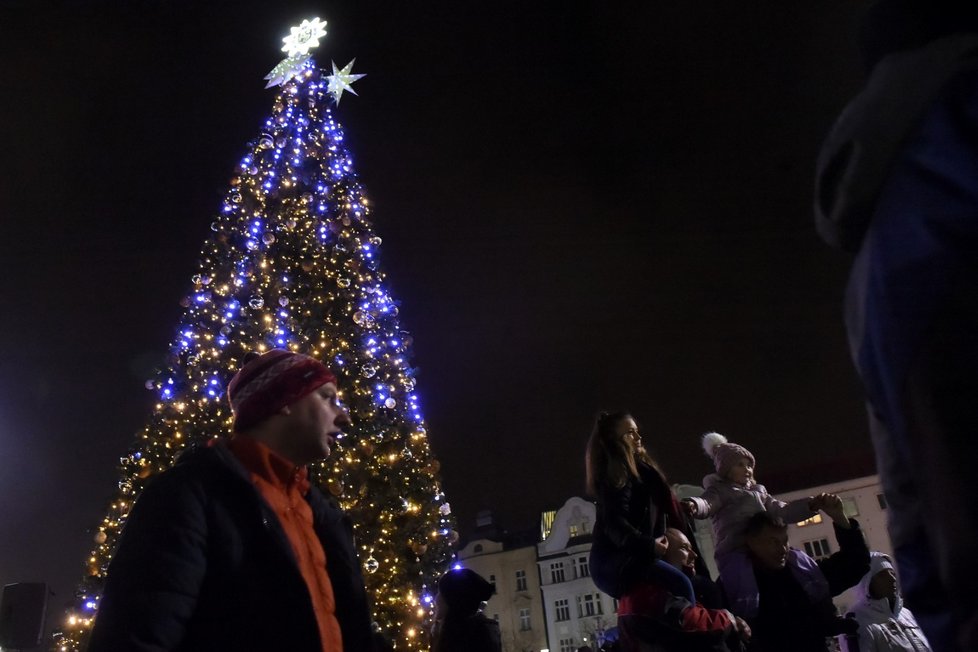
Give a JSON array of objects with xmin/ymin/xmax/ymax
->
[
  {"xmin": 804, "ymin": 538, "xmax": 832, "ymax": 559},
  {"xmin": 540, "ymin": 510, "xmax": 557, "ymax": 540},
  {"xmin": 519, "ymin": 607, "xmax": 531, "ymax": 631},
  {"xmin": 796, "ymin": 514, "xmax": 823, "ymax": 527},
  {"xmin": 569, "ymin": 524, "xmax": 580, "ymax": 538},
  {"xmin": 560, "ymin": 638, "xmax": 575, "ymax": 652}
]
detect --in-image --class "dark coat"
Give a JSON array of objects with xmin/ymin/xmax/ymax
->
[
  {"xmin": 816, "ymin": 29, "xmax": 978, "ymax": 652},
  {"xmin": 589, "ymin": 463, "xmax": 696, "ymax": 599},
  {"xmin": 746, "ymin": 519, "xmax": 869, "ymax": 652},
  {"xmin": 87, "ymin": 441, "xmax": 373, "ymax": 652},
  {"xmin": 432, "ymin": 613, "xmax": 501, "ymax": 652},
  {"xmin": 814, "ymin": 32, "xmax": 978, "ymax": 252},
  {"xmin": 617, "ymin": 579, "xmax": 746, "ymax": 652}
]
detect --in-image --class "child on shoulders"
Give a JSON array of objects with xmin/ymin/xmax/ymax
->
[{"xmin": 684, "ymin": 432, "xmax": 836, "ymax": 618}]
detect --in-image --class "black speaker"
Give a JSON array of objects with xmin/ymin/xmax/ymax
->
[{"xmin": 0, "ymin": 583, "xmax": 48, "ymax": 650}]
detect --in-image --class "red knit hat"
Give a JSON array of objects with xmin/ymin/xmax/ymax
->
[{"xmin": 227, "ymin": 349, "xmax": 337, "ymax": 432}]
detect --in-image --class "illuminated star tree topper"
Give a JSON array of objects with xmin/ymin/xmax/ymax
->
[
  {"xmin": 326, "ymin": 59, "xmax": 367, "ymax": 105},
  {"xmin": 282, "ymin": 17, "xmax": 328, "ymax": 56}
]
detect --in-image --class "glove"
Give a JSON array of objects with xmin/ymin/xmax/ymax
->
[{"xmin": 823, "ymin": 615, "xmax": 859, "ymax": 636}]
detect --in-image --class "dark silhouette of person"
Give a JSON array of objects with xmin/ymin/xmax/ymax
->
[{"xmin": 815, "ymin": 2, "xmax": 978, "ymax": 648}]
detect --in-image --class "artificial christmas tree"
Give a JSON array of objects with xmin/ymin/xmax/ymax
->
[{"xmin": 56, "ymin": 18, "xmax": 455, "ymax": 651}]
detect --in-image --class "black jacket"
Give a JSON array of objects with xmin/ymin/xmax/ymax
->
[
  {"xmin": 87, "ymin": 441, "xmax": 373, "ymax": 652},
  {"xmin": 589, "ymin": 464, "xmax": 701, "ymax": 599},
  {"xmin": 747, "ymin": 519, "xmax": 869, "ymax": 652},
  {"xmin": 432, "ymin": 613, "xmax": 501, "ymax": 652}
]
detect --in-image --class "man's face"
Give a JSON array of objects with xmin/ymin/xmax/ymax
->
[
  {"xmin": 283, "ymin": 382, "xmax": 350, "ymax": 463},
  {"xmin": 663, "ymin": 529, "xmax": 697, "ymax": 573},
  {"xmin": 746, "ymin": 524, "xmax": 789, "ymax": 570}
]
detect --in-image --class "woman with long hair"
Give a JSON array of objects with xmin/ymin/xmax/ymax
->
[{"xmin": 586, "ymin": 411, "xmax": 696, "ymax": 602}]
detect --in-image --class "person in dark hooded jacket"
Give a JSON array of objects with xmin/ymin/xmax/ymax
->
[
  {"xmin": 430, "ymin": 568, "xmax": 501, "ymax": 652},
  {"xmin": 741, "ymin": 504, "xmax": 868, "ymax": 652}
]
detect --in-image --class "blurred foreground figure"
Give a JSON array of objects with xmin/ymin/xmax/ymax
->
[{"xmin": 815, "ymin": 1, "xmax": 978, "ymax": 649}]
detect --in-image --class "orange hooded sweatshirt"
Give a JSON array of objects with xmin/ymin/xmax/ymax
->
[{"xmin": 230, "ymin": 435, "xmax": 343, "ymax": 652}]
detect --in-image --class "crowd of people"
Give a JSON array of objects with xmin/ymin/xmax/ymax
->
[
  {"xmin": 84, "ymin": 347, "xmax": 944, "ymax": 652},
  {"xmin": 587, "ymin": 1, "xmax": 978, "ymax": 649},
  {"xmin": 586, "ymin": 411, "xmax": 931, "ymax": 652}
]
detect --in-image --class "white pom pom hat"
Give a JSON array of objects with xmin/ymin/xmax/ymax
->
[{"xmin": 701, "ymin": 432, "xmax": 756, "ymax": 477}]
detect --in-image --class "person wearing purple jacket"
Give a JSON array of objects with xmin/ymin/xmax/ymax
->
[{"xmin": 684, "ymin": 433, "xmax": 833, "ymax": 618}]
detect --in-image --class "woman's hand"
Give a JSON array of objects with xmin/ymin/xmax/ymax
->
[{"xmin": 654, "ymin": 535, "xmax": 669, "ymax": 557}]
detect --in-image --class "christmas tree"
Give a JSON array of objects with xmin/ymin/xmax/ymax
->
[{"xmin": 56, "ymin": 18, "xmax": 456, "ymax": 652}]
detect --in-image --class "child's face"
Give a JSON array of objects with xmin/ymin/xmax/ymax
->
[{"xmin": 727, "ymin": 455, "xmax": 754, "ymax": 486}]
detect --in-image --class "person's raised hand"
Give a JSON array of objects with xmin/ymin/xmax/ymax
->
[
  {"xmin": 654, "ymin": 535, "xmax": 669, "ymax": 557},
  {"xmin": 817, "ymin": 493, "xmax": 849, "ymax": 527}
]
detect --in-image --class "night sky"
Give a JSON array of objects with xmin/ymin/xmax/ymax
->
[{"xmin": 1, "ymin": 0, "xmax": 877, "ymax": 617}]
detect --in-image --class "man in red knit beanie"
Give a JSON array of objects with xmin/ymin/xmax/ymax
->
[{"xmin": 89, "ymin": 349, "xmax": 375, "ymax": 652}]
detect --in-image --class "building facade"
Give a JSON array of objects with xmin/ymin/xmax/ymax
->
[{"xmin": 537, "ymin": 497, "xmax": 615, "ymax": 652}]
